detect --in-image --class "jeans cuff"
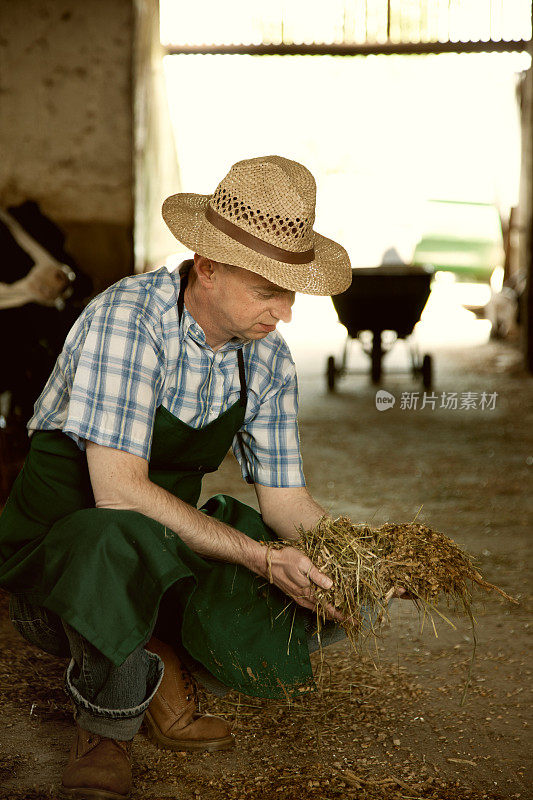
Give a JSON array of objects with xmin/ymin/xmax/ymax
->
[{"xmin": 64, "ymin": 651, "xmax": 164, "ymax": 740}]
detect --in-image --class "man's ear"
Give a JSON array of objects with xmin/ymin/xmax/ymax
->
[{"xmin": 192, "ymin": 254, "xmax": 217, "ymax": 288}]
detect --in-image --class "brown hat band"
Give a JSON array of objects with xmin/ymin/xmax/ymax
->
[{"xmin": 205, "ymin": 205, "xmax": 315, "ymax": 265}]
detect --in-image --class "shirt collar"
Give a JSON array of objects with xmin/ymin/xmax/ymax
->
[{"xmin": 172, "ymin": 260, "xmax": 250, "ymax": 353}]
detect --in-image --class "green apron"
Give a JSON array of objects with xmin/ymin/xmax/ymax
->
[{"xmin": 0, "ymin": 278, "xmax": 315, "ymax": 700}]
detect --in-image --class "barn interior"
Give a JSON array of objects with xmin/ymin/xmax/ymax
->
[{"xmin": 0, "ymin": 2, "xmax": 532, "ymax": 799}]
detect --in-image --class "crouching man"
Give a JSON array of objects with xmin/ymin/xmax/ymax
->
[{"xmin": 0, "ymin": 155, "xmax": 408, "ymax": 799}]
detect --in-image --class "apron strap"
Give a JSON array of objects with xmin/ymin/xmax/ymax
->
[
  {"xmin": 237, "ymin": 348, "xmax": 247, "ymax": 407},
  {"xmin": 177, "ymin": 265, "xmax": 248, "ymax": 408},
  {"xmin": 177, "ymin": 267, "xmax": 188, "ymax": 322}
]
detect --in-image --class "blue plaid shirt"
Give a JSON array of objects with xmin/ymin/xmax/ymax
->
[{"xmin": 28, "ymin": 265, "xmax": 306, "ymax": 487}]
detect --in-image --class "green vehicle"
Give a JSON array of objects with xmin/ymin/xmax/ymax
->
[{"xmin": 413, "ymin": 199, "xmax": 504, "ymax": 283}]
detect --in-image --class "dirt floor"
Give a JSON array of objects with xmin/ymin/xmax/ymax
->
[{"xmin": 0, "ymin": 336, "xmax": 531, "ymax": 800}]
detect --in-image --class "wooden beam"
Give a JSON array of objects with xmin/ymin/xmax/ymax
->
[
  {"xmin": 524, "ymin": 66, "xmax": 533, "ymax": 372},
  {"xmin": 164, "ymin": 39, "xmax": 532, "ymax": 57},
  {"xmin": 522, "ymin": 6, "xmax": 533, "ymax": 372}
]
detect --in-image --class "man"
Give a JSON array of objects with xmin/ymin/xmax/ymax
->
[{"xmin": 0, "ymin": 156, "xmax": 408, "ymax": 799}]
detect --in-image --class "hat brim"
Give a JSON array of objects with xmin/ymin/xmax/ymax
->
[{"xmin": 162, "ymin": 193, "xmax": 352, "ymax": 296}]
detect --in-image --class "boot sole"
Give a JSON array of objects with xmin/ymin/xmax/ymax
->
[
  {"xmin": 58, "ymin": 786, "xmax": 129, "ymax": 800},
  {"xmin": 144, "ymin": 711, "xmax": 236, "ymax": 752}
]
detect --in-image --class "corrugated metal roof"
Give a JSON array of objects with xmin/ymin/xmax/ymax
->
[{"xmin": 160, "ymin": 0, "xmax": 532, "ymax": 49}]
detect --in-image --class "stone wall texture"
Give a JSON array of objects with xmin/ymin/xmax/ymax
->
[{"xmin": 0, "ymin": 0, "xmax": 134, "ymax": 290}]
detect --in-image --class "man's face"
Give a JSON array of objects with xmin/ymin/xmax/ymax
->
[{"xmin": 211, "ymin": 262, "xmax": 296, "ymax": 342}]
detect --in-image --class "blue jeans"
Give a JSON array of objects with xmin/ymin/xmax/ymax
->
[
  {"xmin": 8, "ymin": 594, "xmax": 163, "ymax": 740},
  {"xmin": 8, "ymin": 595, "xmax": 380, "ymax": 740}
]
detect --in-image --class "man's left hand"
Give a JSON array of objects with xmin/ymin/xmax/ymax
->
[{"xmin": 385, "ymin": 586, "xmax": 414, "ymax": 601}]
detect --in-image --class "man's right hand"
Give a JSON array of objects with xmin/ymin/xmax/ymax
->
[{"xmin": 263, "ymin": 545, "xmax": 345, "ymax": 623}]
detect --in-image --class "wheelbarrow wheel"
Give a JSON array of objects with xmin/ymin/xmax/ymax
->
[
  {"xmin": 422, "ymin": 354, "xmax": 433, "ymax": 389},
  {"xmin": 371, "ymin": 333, "xmax": 382, "ymax": 385},
  {"xmin": 326, "ymin": 356, "xmax": 336, "ymax": 392}
]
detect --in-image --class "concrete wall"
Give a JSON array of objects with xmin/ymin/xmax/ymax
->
[{"xmin": 0, "ymin": 0, "xmax": 134, "ymax": 293}]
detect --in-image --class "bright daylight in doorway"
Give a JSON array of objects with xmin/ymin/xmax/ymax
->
[{"xmin": 159, "ymin": 2, "xmax": 531, "ymax": 368}]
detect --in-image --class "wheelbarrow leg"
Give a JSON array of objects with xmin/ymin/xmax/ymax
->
[
  {"xmin": 371, "ymin": 331, "xmax": 382, "ymax": 384},
  {"xmin": 326, "ymin": 337, "xmax": 351, "ymax": 392},
  {"xmin": 409, "ymin": 341, "xmax": 421, "ymax": 376},
  {"xmin": 340, "ymin": 337, "xmax": 351, "ymax": 372},
  {"xmin": 326, "ymin": 355, "xmax": 336, "ymax": 391}
]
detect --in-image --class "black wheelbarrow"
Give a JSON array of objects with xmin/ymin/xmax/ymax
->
[{"xmin": 326, "ymin": 264, "xmax": 434, "ymax": 390}]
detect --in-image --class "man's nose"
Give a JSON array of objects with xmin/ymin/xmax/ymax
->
[{"xmin": 271, "ymin": 293, "xmax": 294, "ymax": 324}]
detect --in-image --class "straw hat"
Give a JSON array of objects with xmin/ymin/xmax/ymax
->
[{"xmin": 161, "ymin": 155, "xmax": 352, "ymax": 296}]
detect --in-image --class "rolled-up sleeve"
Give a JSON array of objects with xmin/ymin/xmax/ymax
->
[
  {"xmin": 233, "ymin": 362, "xmax": 306, "ymax": 488},
  {"xmin": 62, "ymin": 302, "xmax": 165, "ymax": 460}
]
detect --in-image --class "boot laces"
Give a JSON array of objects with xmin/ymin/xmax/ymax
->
[
  {"xmin": 86, "ymin": 733, "xmax": 131, "ymax": 754},
  {"xmin": 181, "ymin": 665, "xmax": 198, "ymax": 705}
]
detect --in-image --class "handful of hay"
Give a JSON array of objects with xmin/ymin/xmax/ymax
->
[{"xmin": 277, "ymin": 516, "xmax": 517, "ymax": 648}]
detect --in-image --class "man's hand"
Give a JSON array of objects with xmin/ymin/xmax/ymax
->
[
  {"xmin": 384, "ymin": 586, "xmax": 414, "ymax": 601},
  {"xmin": 254, "ymin": 485, "xmax": 351, "ymax": 621},
  {"xmin": 262, "ymin": 545, "xmax": 345, "ymax": 623}
]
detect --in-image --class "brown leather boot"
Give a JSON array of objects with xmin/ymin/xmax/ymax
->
[
  {"xmin": 60, "ymin": 723, "xmax": 132, "ymax": 799},
  {"xmin": 144, "ymin": 636, "xmax": 235, "ymax": 752}
]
